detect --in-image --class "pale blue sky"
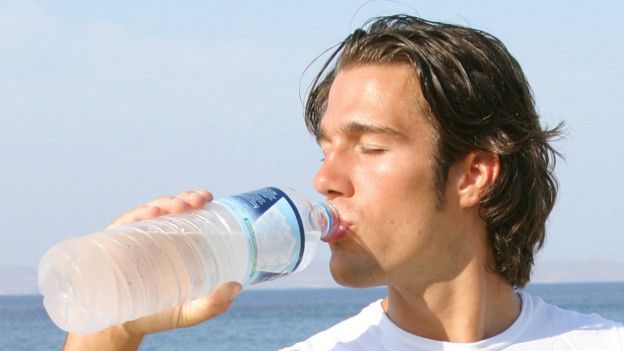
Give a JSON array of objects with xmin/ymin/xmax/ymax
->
[{"xmin": 1, "ymin": 1, "xmax": 623, "ymax": 271}]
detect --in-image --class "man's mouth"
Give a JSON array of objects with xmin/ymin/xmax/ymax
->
[{"xmin": 321, "ymin": 220, "xmax": 351, "ymax": 243}]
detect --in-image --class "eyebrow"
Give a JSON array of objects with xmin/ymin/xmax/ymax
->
[{"xmin": 317, "ymin": 121, "xmax": 406, "ymax": 143}]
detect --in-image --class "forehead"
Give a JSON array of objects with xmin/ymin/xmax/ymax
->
[{"xmin": 319, "ymin": 63, "xmax": 432, "ymax": 139}]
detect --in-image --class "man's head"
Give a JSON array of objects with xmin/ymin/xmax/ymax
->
[{"xmin": 307, "ymin": 15, "xmax": 561, "ymax": 288}]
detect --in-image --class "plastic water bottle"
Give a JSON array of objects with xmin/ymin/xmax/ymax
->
[{"xmin": 38, "ymin": 187, "xmax": 337, "ymax": 333}]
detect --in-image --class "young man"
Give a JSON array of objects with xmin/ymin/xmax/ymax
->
[{"xmin": 64, "ymin": 15, "xmax": 624, "ymax": 350}]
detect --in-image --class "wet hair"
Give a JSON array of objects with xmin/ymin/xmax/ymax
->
[{"xmin": 305, "ymin": 15, "xmax": 562, "ymax": 288}]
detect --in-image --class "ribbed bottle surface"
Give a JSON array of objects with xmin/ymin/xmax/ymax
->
[
  {"xmin": 38, "ymin": 187, "xmax": 334, "ymax": 333},
  {"xmin": 39, "ymin": 203, "xmax": 248, "ymax": 333}
]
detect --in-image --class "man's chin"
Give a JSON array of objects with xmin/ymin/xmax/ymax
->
[{"xmin": 329, "ymin": 256, "xmax": 384, "ymax": 288}]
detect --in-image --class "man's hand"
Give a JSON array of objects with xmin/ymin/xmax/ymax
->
[{"xmin": 64, "ymin": 190, "xmax": 242, "ymax": 351}]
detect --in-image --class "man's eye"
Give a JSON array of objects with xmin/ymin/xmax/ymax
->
[
  {"xmin": 359, "ymin": 145, "xmax": 386, "ymax": 154},
  {"xmin": 319, "ymin": 148, "xmax": 328, "ymax": 162}
]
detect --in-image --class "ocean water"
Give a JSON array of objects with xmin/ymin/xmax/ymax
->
[{"xmin": 2, "ymin": 283, "xmax": 623, "ymax": 350}]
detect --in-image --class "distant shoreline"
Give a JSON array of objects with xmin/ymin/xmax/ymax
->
[{"xmin": 4, "ymin": 281, "xmax": 624, "ymax": 297}]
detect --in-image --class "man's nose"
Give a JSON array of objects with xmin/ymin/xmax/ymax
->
[{"xmin": 313, "ymin": 149, "xmax": 354, "ymax": 200}]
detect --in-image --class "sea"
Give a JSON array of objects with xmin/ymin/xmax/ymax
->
[{"xmin": 2, "ymin": 283, "xmax": 623, "ymax": 350}]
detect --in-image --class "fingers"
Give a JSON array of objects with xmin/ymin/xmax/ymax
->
[
  {"xmin": 121, "ymin": 281, "xmax": 242, "ymax": 335},
  {"xmin": 177, "ymin": 282, "xmax": 243, "ymax": 328},
  {"xmin": 108, "ymin": 189, "xmax": 213, "ymax": 228},
  {"xmin": 176, "ymin": 190, "xmax": 213, "ymax": 209}
]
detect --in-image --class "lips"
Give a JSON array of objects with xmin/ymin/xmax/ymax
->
[{"xmin": 321, "ymin": 220, "xmax": 351, "ymax": 243}]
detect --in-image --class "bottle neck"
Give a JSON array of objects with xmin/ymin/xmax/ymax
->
[{"xmin": 312, "ymin": 202, "xmax": 339, "ymax": 239}]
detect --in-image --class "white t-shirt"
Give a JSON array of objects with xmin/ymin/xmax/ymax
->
[{"xmin": 281, "ymin": 291, "xmax": 624, "ymax": 350}]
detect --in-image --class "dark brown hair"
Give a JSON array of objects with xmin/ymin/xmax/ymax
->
[{"xmin": 305, "ymin": 15, "xmax": 562, "ymax": 288}]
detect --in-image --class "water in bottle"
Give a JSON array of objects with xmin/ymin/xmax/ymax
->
[{"xmin": 38, "ymin": 187, "xmax": 337, "ymax": 333}]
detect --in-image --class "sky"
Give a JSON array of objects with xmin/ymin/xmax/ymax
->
[{"xmin": 1, "ymin": 1, "xmax": 623, "ymax": 276}]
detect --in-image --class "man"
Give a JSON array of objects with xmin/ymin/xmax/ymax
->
[{"xmin": 64, "ymin": 15, "xmax": 624, "ymax": 350}]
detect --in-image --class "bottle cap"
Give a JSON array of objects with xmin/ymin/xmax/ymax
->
[{"xmin": 314, "ymin": 202, "xmax": 338, "ymax": 240}]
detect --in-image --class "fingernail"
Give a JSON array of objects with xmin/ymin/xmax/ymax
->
[{"xmin": 228, "ymin": 284, "xmax": 242, "ymax": 302}]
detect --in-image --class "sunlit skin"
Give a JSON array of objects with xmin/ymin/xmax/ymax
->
[
  {"xmin": 313, "ymin": 63, "xmax": 520, "ymax": 342},
  {"xmin": 63, "ymin": 64, "xmax": 520, "ymax": 350}
]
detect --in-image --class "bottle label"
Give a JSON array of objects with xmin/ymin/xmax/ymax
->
[{"xmin": 214, "ymin": 187, "xmax": 304, "ymax": 285}]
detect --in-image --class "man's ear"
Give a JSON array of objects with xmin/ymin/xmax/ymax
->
[{"xmin": 456, "ymin": 151, "xmax": 500, "ymax": 208}]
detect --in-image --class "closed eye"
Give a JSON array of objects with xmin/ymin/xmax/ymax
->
[
  {"xmin": 358, "ymin": 145, "xmax": 387, "ymax": 155},
  {"xmin": 319, "ymin": 147, "xmax": 328, "ymax": 162}
]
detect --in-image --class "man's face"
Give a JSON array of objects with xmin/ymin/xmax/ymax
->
[{"xmin": 314, "ymin": 64, "xmax": 463, "ymax": 288}]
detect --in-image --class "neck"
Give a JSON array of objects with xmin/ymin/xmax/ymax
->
[{"xmin": 383, "ymin": 263, "xmax": 521, "ymax": 343}]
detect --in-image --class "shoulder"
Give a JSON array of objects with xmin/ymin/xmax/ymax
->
[
  {"xmin": 279, "ymin": 300, "xmax": 385, "ymax": 351},
  {"xmin": 519, "ymin": 291, "xmax": 622, "ymax": 329},
  {"xmin": 512, "ymin": 291, "xmax": 624, "ymax": 350}
]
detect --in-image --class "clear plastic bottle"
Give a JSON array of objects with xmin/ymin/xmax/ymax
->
[{"xmin": 38, "ymin": 187, "xmax": 337, "ymax": 333}]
